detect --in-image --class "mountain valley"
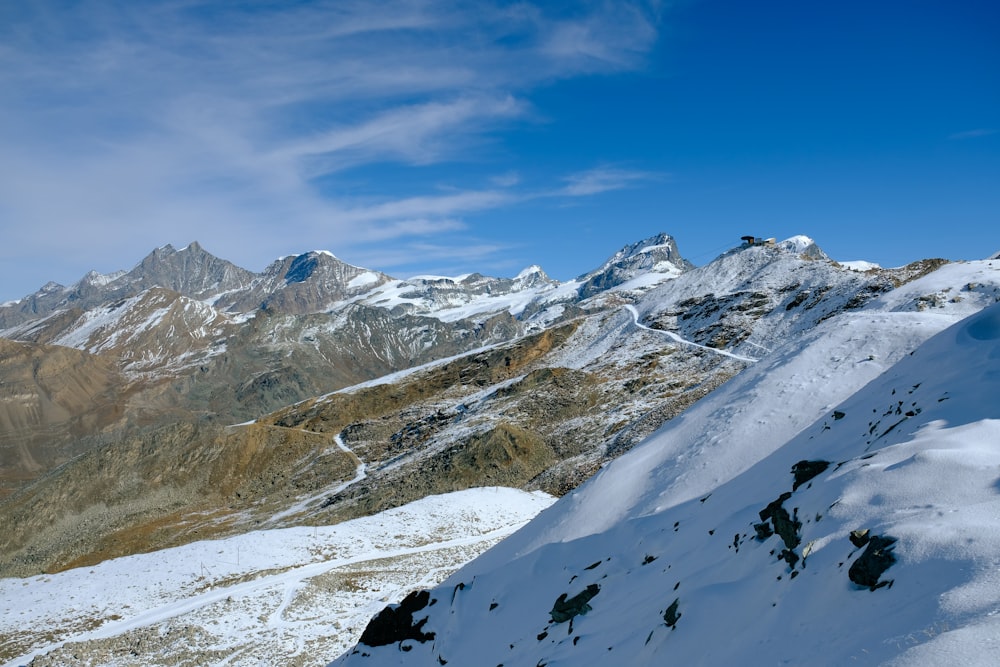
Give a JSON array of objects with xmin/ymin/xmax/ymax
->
[{"xmin": 2, "ymin": 233, "xmax": 999, "ymax": 666}]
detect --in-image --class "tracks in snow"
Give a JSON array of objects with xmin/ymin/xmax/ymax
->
[
  {"xmin": 624, "ymin": 304, "xmax": 759, "ymax": 363},
  {"xmin": 267, "ymin": 432, "xmax": 368, "ymax": 524}
]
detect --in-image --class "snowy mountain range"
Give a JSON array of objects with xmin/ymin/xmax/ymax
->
[
  {"xmin": 2, "ymin": 233, "xmax": 999, "ymax": 666},
  {"xmin": 0, "ymin": 233, "xmax": 690, "ymax": 500},
  {"xmin": 332, "ymin": 254, "xmax": 1000, "ymax": 667}
]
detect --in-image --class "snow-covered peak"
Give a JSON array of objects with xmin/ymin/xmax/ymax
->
[
  {"xmin": 512, "ymin": 265, "xmax": 554, "ymax": 290},
  {"xmin": 779, "ymin": 234, "xmax": 815, "ymax": 250},
  {"xmin": 277, "ymin": 250, "xmax": 372, "ymax": 286},
  {"xmin": 577, "ymin": 232, "xmax": 692, "ymax": 298},
  {"xmin": 79, "ymin": 269, "xmax": 126, "ymax": 287},
  {"xmin": 840, "ymin": 260, "xmax": 881, "ymax": 272},
  {"xmin": 777, "ymin": 234, "xmax": 826, "ymax": 259},
  {"xmin": 516, "ymin": 265, "xmax": 545, "ymax": 280},
  {"xmin": 333, "ymin": 261, "xmax": 1000, "ymax": 667},
  {"xmin": 582, "ymin": 232, "xmax": 687, "ymax": 276},
  {"xmin": 226, "ymin": 251, "xmax": 395, "ymax": 314}
]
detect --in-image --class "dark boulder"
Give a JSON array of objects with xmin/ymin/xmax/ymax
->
[
  {"xmin": 664, "ymin": 598, "xmax": 681, "ymax": 629},
  {"xmin": 550, "ymin": 584, "xmax": 601, "ymax": 623},
  {"xmin": 758, "ymin": 492, "xmax": 801, "ymax": 549},
  {"xmin": 848, "ymin": 535, "xmax": 897, "ymax": 591},
  {"xmin": 359, "ymin": 590, "xmax": 436, "ymax": 647},
  {"xmin": 791, "ymin": 460, "xmax": 830, "ymax": 491}
]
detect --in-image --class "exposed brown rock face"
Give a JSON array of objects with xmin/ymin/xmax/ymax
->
[
  {"xmin": 0, "ymin": 339, "xmax": 125, "ymax": 497},
  {"xmin": 0, "ymin": 420, "xmax": 358, "ymax": 575},
  {"xmin": 0, "ymin": 237, "xmax": 941, "ymax": 580}
]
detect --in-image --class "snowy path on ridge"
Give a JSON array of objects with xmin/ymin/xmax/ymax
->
[
  {"xmin": 624, "ymin": 304, "xmax": 759, "ymax": 362},
  {"xmin": 267, "ymin": 433, "xmax": 368, "ymax": 524}
]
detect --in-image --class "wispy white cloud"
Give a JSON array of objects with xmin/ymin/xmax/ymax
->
[
  {"xmin": 949, "ymin": 128, "xmax": 996, "ymax": 140},
  {"xmin": 352, "ymin": 241, "xmax": 514, "ymax": 276},
  {"xmin": 490, "ymin": 171, "xmax": 522, "ymax": 188},
  {"xmin": 276, "ymin": 95, "xmax": 529, "ymax": 176},
  {"xmin": 542, "ymin": 3, "xmax": 660, "ymax": 70},
  {"xmin": 559, "ymin": 166, "xmax": 665, "ymax": 196},
  {"xmin": 0, "ymin": 0, "xmax": 663, "ymax": 295},
  {"xmin": 336, "ymin": 189, "xmax": 515, "ymax": 226}
]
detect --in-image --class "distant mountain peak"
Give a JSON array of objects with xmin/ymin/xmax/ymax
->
[
  {"xmin": 513, "ymin": 265, "xmax": 554, "ymax": 289},
  {"xmin": 284, "ymin": 253, "xmax": 323, "ymax": 284},
  {"xmin": 777, "ymin": 235, "xmax": 826, "ymax": 259},
  {"xmin": 227, "ymin": 250, "xmax": 396, "ymax": 314},
  {"xmin": 516, "ymin": 264, "xmax": 545, "ymax": 279},
  {"xmin": 80, "ymin": 269, "xmax": 126, "ymax": 287},
  {"xmin": 129, "ymin": 241, "xmax": 256, "ymax": 300},
  {"xmin": 281, "ymin": 250, "xmax": 359, "ymax": 285},
  {"xmin": 577, "ymin": 232, "xmax": 693, "ymax": 298}
]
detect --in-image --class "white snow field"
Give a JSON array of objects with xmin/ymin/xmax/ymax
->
[
  {"xmin": 0, "ymin": 488, "xmax": 554, "ymax": 667},
  {"xmin": 331, "ymin": 260, "xmax": 1000, "ymax": 666}
]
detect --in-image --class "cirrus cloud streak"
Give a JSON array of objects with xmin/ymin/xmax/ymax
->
[{"xmin": 0, "ymin": 0, "xmax": 663, "ymax": 295}]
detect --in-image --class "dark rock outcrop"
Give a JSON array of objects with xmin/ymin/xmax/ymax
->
[
  {"xmin": 550, "ymin": 584, "xmax": 600, "ymax": 623},
  {"xmin": 663, "ymin": 598, "xmax": 681, "ymax": 629},
  {"xmin": 791, "ymin": 460, "xmax": 830, "ymax": 491},
  {"xmin": 757, "ymin": 492, "xmax": 801, "ymax": 550},
  {"xmin": 358, "ymin": 590, "xmax": 436, "ymax": 647},
  {"xmin": 848, "ymin": 534, "xmax": 897, "ymax": 590}
]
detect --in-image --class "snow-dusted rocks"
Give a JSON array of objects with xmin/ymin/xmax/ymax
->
[
  {"xmin": 4, "ymin": 234, "xmax": 1000, "ymax": 667},
  {"xmin": 577, "ymin": 232, "xmax": 692, "ymax": 298},
  {"xmin": 332, "ymin": 267, "xmax": 1000, "ymax": 667},
  {"xmin": 0, "ymin": 488, "xmax": 555, "ymax": 667}
]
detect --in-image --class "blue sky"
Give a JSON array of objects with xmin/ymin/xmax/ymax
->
[{"xmin": 1, "ymin": 0, "xmax": 997, "ymax": 302}]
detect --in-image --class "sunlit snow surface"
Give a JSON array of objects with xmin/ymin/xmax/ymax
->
[
  {"xmin": 5, "ymin": 247, "xmax": 1000, "ymax": 667},
  {"xmin": 0, "ymin": 489, "xmax": 554, "ymax": 667},
  {"xmin": 331, "ymin": 261, "xmax": 1000, "ymax": 667}
]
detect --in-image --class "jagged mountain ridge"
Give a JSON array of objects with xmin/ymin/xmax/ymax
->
[
  {"xmin": 0, "ymin": 237, "xmax": 690, "ymax": 379},
  {"xmin": 0, "ymin": 234, "xmax": 968, "ymax": 574},
  {"xmin": 332, "ymin": 259, "xmax": 1000, "ymax": 667},
  {"xmin": 0, "ymin": 235, "xmax": 690, "ymax": 496},
  {"xmin": 577, "ymin": 231, "xmax": 693, "ymax": 298},
  {"xmin": 1, "ymin": 234, "xmax": 687, "ymax": 325},
  {"xmin": 2, "ymin": 233, "xmax": 998, "ymax": 665},
  {"xmin": 0, "ymin": 242, "xmax": 255, "ymax": 330}
]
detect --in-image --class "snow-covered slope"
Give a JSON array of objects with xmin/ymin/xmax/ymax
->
[
  {"xmin": 0, "ymin": 488, "xmax": 554, "ymax": 667},
  {"xmin": 4, "ymin": 235, "xmax": 999, "ymax": 667},
  {"xmin": 576, "ymin": 232, "xmax": 692, "ymax": 298},
  {"xmin": 476, "ymin": 257, "xmax": 1000, "ymax": 555},
  {"xmin": 351, "ymin": 269, "xmax": 574, "ymax": 325},
  {"xmin": 331, "ymin": 259, "xmax": 1000, "ymax": 666}
]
